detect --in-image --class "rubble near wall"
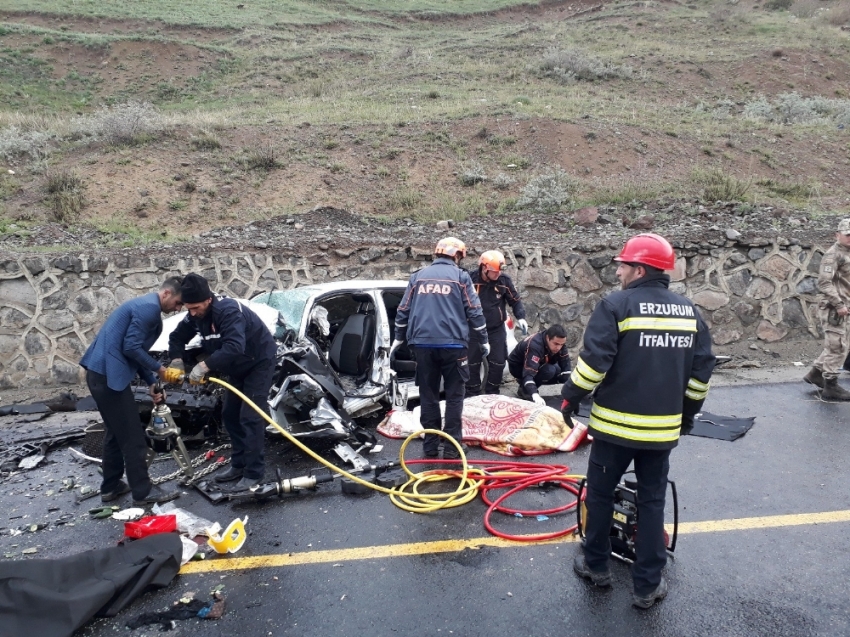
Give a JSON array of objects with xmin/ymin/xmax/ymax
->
[{"xmin": 0, "ymin": 239, "xmax": 826, "ymax": 387}]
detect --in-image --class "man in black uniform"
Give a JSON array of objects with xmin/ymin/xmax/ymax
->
[
  {"xmin": 168, "ymin": 273, "xmax": 278, "ymax": 490},
  {"xmin": 562, "ymin": 233, "xmax": 715, "ymax": 609},
  {"xmin": 507, "ymin": 324, "xmax": 571, "ymax": 406},
  {"xmin": 391, "ymin": 237, "xmax": 488, "ymax": 459},
  {"xmin": 467, "ymin": 250, "xmax": 527, "ymax": 396}
]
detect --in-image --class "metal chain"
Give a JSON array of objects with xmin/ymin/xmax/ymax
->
[{"xmin": 151, "ymin": 443, "xmax": 231, "ymax": 486}]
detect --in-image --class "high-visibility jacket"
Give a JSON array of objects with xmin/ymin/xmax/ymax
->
[{"xmin": 561, "ymin": 273, "xmax": 716, "ymax": 450}]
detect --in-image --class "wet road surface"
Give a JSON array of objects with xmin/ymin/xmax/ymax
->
[{"xmin": 2, "ymin": 379, "xmax": 849, "ymax": 637}]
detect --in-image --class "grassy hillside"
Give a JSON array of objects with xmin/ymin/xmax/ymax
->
[{"xmin": 1, "ymin": 0, "xmax": 849, "ymax": 248}]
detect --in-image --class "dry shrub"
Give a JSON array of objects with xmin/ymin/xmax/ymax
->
[
  {"xmin": 71, "ymin": 101, "xmax": 167, "ymax": 146},
  {"xmin": 44, "ymin": 169, "xmax": 85, "ymax": 222}
]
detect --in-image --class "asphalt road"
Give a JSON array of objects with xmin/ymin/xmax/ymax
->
[{"xmin": 2, "ymin": 377, "xmax": 850, "ymax": 637}]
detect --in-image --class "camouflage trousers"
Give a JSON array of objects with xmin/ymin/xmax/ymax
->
[{"xmin": 814, "ymin": 306, "xmax": 850, "ymax": 380}]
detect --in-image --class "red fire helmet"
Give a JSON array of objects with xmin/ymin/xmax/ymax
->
[{"xmin": 614, "ymin": 233, "xmax": 675, "ymax": 270}]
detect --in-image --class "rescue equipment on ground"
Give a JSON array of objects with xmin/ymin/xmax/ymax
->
[
  {"xmin": 205, "ymin": 377, "xmax": 586, "ymax": 542},
  {"xmin": 576, "ymin": 473, "xmax": 678, "ymax": 563},
  {"xmin": 146, "ymin": 386, "xmax": 194, "ymax": 480}
]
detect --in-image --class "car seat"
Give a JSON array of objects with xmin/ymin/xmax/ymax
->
[{"xmin": 329, "ymin": 294, "xmax": 376, "ymax": 378}]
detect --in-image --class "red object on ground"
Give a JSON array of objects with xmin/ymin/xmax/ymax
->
[{"xmin": 124, "ymin": 515, "xmax": 177, "ymax": 539}]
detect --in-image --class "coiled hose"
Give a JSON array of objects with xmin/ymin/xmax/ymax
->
[{"xmin": 210, "ymin": 377, "xmax": 584, "ymax": 541}]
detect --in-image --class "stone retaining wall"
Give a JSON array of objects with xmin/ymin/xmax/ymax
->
[{"xmin": 0, "ymin": 240, "xmax": 825, "ymax": 388}]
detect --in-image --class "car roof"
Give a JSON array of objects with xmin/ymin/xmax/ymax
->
[{"xmin": 288, "ymin": 280, "xmax": 409, "ymax": 294}]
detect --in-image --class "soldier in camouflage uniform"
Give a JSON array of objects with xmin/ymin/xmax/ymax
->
[{"xmin": 804, "ymin": 218, "xmax": 850, "ymax": 400}]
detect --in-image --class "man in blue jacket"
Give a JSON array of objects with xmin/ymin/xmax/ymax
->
[
  {"xmin": 168, "ymin": 273, "xmax": 278, "ymax": 491},
  {"xmin": 80, "ymin": 277, "xmax": 184, "ymax": 506},
  {"xmin": 391, "ymin": 237, "xmax": 489, "ymax": 459}
]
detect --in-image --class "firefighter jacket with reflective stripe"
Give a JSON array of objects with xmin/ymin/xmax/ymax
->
[
  {"xmin": 507, "ymin": 330, "xmax": 571, "ymax": 395},
  {"xmin": 395, "ymin": 257, "xmax": 488, "ymax": 348},
  {"xmin": 561, "ymin": 273, "xmax": 716, "ymax": 450},
  {"xmin": 169, "ymin": 295, "xmax": 278, "ymax": 376},
  {"xmin": 469, "ymin": 269, "xmax": 526, "ymax": 330}
]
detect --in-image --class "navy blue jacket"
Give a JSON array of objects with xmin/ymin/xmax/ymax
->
[
  {"xmin": 561, "ymin": 273, "xmax": 715, "ymax": 450},
  {"xmin": 168, "ymin": 296, "xmax": 277, "ymax": 376},
  {"xmin": 395, "ymin": 257, "xmax": 488, "ymax": 347},
  {"xmin": 470, "ymin": 269, "xmax": 526, "ymax": 330},
  {"xmin": 80, "ymin": 292, "xmax": 163, "ymax": 390},
  {"xmin": 508, "ymin": 330, "xmax": 571, "ymax": 395}
]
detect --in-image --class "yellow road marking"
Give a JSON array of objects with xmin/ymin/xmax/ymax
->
[{"xmin": 181, "ymin": 509, "xmax": 850, "ymax": 574}]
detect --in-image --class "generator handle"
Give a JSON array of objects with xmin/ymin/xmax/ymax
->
[
  {"xmin": 576, "ymin": 478, "xmax": 587, "ymax": 538},
  {"xmin": 669, "ymin": 479, "xmax": 678, "ymax": 553}
]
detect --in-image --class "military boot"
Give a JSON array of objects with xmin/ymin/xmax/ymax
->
[
  {"xmin": 803, "ymin": 367, "xmax": 825, "ymax": 388},
  {"xmin": 822, "ymin": 378, "xmax": 850, "ymax": 401}
]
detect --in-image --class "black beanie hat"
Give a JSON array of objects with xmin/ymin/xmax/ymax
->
[{"xmin": 180, "ymin": 273, "xmax": 212, "ymax": 304}]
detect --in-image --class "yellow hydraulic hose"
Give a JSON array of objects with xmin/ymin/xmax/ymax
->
[{"xmin": 208, "ymin": 377, "xmax": 481, "ymax": 512}]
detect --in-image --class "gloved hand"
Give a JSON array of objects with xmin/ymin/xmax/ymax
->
[
  {"xmin": 163, "ymin": 367, "xmax": 184, "ymax": 384},
  {"xmin": 516, "ymin": 318, "xmax": 528, "ymax": 335},
  {"xmin": 390, "ymin": 339, "xmax": 403, "ymax": 357},
  {"xmin": 681, "ymin": 415, "xmax": 694, "ymax": 436},
  {"xmin": 557, "ymin": 370, "xmax": 570, "ymax": 383},
  {"xmin": 531, "ymin": 393, "xmax": 545, "ymax": 406},
  {"xmin": 189, "ymin": 361, "xmax": 209, "ymax": 384},
  {"xmin": 168, "ymin": 359, "xmax": 185, "ymax": 371},
  {"xmin": 561, "ymin": 399, "xmax": 575, "ymax": 428},
  {"xmin": 480, "ymin": 342, "xmax": 491, "ymax": 358}
]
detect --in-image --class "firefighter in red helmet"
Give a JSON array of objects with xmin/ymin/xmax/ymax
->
[{"xmin": 562, "ymin": 233, "xmax": 715, "ymax": 609}]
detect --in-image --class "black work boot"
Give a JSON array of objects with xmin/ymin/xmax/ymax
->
[
  {"xmin": 214, "ymin": 466, "xmax": 243, "ymax": 483},
  {"xmin": 803, "ymin": 367, "xmax": 825, "ymax": 388},
  {"xmin": 822, "ymin": 378, "xmax": 850, "ymax": 401},
  {"xmin": 633, "ymin": 577, "xmax": 668, "ymax": 609},
  {"xmin": 573, "ymin": 554, "xmax": 612, "ymax": 587}
]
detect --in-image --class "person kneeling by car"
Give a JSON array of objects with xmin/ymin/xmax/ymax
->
[
  {"xmin": 168, "ymin": 273, "xmax": 278, "ymax": 491},
  {"xmin": 507, "ymin": 324, "xmax": 571, "ymax": 407}
]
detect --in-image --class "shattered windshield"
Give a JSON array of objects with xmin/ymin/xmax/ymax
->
[{"xmin": 252, "ymin": 288, "xmax": 314, "ymax": 334}]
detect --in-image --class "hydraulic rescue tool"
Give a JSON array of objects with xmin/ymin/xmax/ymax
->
[
  {"xmin": 576, "ymin": 472, "xmax": 678, "ymax": 563},
  {"xmin": 194, "ymin": 461, "xmax": 400, "ymax": 503},
  {"xmin": 146, "ymin": 384, "xmax": 194, "ymax": 480}
]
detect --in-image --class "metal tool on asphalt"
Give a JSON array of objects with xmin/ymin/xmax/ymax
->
[
  {"xmin": 146, "ymin": 384, "xmax": 194, "ymax": 480},
  {"xmin": 576, "ymin": 472, "xmax": 679, "ymax": 563}
]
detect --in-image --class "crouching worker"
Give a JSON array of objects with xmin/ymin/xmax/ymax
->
[
  {"xmin": 466, "ymin": 250, "xmax": 527, "ymax": 396},
  {"xmin": 168, "ymin": 273, "xmax": 278, "ymax": 490},
  {"xmin": 562, "ymin": 233, "xmax": 715, "ymax": 609},
  {"xmin": 507, "ymin": 324, "xmax": 571, "ymax": 406},
  {"xmin": 79, "ymin": 277, "xmax": 184, "ymax": 506}
]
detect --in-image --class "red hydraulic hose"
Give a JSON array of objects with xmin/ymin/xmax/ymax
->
[{"xmin": 405, "ymin": 458, "xmax": 583, "ymax": 542}]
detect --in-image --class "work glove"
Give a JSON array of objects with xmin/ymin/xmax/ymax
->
[
  {"xmin": 516, "ymin": 318, "xmax": 528, "ymax": 335},
  {"xmin": 163, "ymin": 367, "xmax": 184, "ymax": 384},
  {"xmin": 681, "ymin": 415, "xmax": 695, "ymax": 436},
  {"xmin": 561, "ymin": 399, "xmax": 575, "ymax": 428},
  {"xmin": 531, "ymin": 393, "xmax": 545, "ymax": 407},
  {"xmin": 557, "ymin": 370, "xmax": 570, "ymax": 384},
  {"xmin": 168, "ymin": 359, "xmax": 185, "ymax": 371},
  {"xmin": 480, "ymin": 342, "xmax": 491, "ymax": 358},
  {"xmin": 390, "ymin": 339, "xmax": 403, "ymax": 357},
  {"xmin": 189, "ymin": 361, "xmax": 209, "ymax": 384}
]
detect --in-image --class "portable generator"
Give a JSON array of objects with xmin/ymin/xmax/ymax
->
[{"xmin": 576, "ymin": 473, "xmax": 678, "ymax": 563}]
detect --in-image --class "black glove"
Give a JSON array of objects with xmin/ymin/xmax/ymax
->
[
  {"xmin": 557, "ymin": 370, "xmax": 570, "ymax": 383},
  {"xmin": 560, "ymin": 399, "xmax": 575, "ymax": 429},
  {"xmin": 681, "ymin": 415, "xmax": 694, "ymax": 436}
]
